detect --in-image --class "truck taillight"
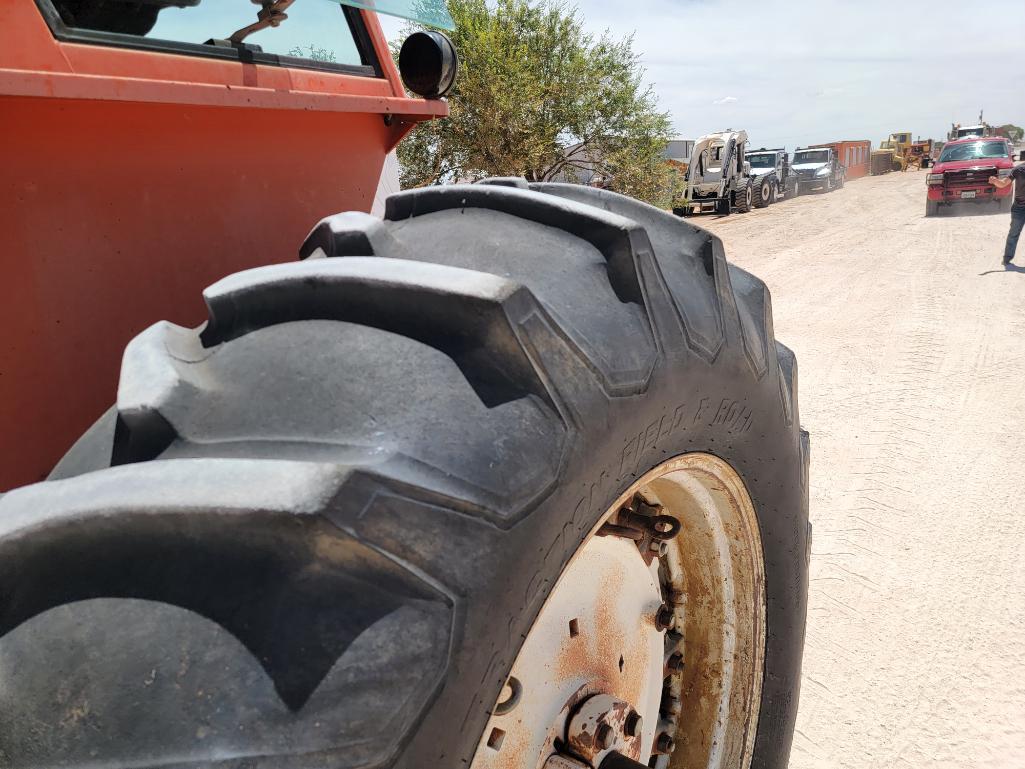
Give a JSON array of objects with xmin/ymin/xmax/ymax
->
[{"xmin": 926, "ymin": 173, "xmax": 944, "ymax": 185}]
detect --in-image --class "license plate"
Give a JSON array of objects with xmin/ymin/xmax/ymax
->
[{"xmin": 961, "ymin": 191, "xmax": 976, "ymax": 199}]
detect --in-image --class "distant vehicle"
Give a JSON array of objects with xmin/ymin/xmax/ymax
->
[
  {"xmin": 948, "ymin": 122, "xmax": 993, "ymax": 141},
  {"xmin": 810, "ymin": 140, "xmax": 872, "ymax": 180},
  {"xmin": 908, "ymin": 139, "xmax": 933, "ymax": 169},
  {"xmin": 792, "ymin": 147, "xmax": 846, "ymax": 194},
  {"xmin": 872, "ymin": 131, "xmax": 913, "ymax": 173},
  {"xmin": 676, "ymin": 130, "xmax": 754, "ymax": 216},
  {"xmin": 745, "ymin": 148, "xmax": 795, "ymax": 206},
  {"xmin": 925, "ymin": 137, "xmax": 1015, "ymax": 216}
]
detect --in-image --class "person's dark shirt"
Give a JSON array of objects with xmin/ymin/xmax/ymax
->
[{"xmin": 1012, "ymin": 164, "xmax": 1025, "ymax": 206}]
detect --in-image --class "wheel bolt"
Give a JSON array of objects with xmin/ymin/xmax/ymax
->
[
  {"xmin": 655, "ymin": 604, "xmax": 675, "ymax": 631},
  {"xmin": 655, "ymin": 731, "xmax": 675, "ymax": 754},
  {"xmin": 595, "ymin": 722, "xmax": 615, "ymax": 750},
  {"xmin": 660, "ymin": 692, "xmax": 681, "ymax": 716},
  {"xmin": 667, "ymin": 652, "xmax": 684, "ymax": 672},
  {"xmin": 624, "ymin": 710, "xmax": 643, "ymax": 737}
]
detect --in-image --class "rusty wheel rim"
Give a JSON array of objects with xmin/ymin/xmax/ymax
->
[{"xmin": 471, "ymin": 453, "xmax": 766, "ymax": 769}]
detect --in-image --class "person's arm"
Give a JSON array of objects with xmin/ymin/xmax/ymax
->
[{"xmin": 990, "ymin": 164, "xmax": 1025, "ymax": 188}]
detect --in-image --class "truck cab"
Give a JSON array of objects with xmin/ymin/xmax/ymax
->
[
  {"xmin": 792, "ymin": 146, "xmax": 845, "ymax": 194},
  {"xmin": 925, "ymin": 137, "xmax": 1015, "ymax": 216},
  {"xmin": 745, "ymin": 147, "xmax": 794, "ymax": 201},
  {"xmin": 949, "ymin": 123, "xmax": 992, "ymax": 141}
]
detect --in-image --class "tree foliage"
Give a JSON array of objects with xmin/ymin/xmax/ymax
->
[
  {"xmin": 395, "ymin": 0, "xmax": 679, "ymax": 208},
  {"xmin": 995, "ymin": 124, "xmax": 1024, "ymax": 142}
]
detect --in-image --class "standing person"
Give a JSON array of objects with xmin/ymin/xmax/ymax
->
[{"xmin": 990, "ymin": 163, "xmax": 1025, "ymax": 266}]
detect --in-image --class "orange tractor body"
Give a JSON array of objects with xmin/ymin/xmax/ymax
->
[{"xmin": 0, "ymin": 2, "xmax": 447, "ymax": 489}]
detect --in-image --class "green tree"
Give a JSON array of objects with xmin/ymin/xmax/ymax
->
[
  {"xmin": 395, "ymin": 0, "xmax": 679, "ymax": 208},
  {"xmin": 995, "ymin": 124, "xmax": 1024, "ymax": 142}
]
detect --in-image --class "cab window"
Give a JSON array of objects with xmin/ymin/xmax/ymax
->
[{"xmin": 39, "ymin": 0, "xmax": 377, "ymax": 75}]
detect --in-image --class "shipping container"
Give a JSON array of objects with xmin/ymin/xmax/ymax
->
[{"xmin": 809, "ymin": 139, "xmax": 872, "ymax": 180}]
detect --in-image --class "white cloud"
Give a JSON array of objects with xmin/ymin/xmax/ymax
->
[{"xmin": 381, "ymin": 0, "xmax": 1025, "ymax": 150}]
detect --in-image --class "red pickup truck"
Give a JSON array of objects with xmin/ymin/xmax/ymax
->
[{"xmin": 926, "ymin": 137, "xmax": 1015, "ymax": 216}]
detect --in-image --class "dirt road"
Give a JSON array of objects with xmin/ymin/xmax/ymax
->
[{"xmin": 700, "ymin": 172, "xmax": 1025, "ymax": 769}]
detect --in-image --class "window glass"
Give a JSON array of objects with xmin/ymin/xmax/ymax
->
[
  {"xmin": 938, "ymin": 141, "xmax": 1010, "ymax": 163},
  {"xmin": 335, "ymin": 0, "xmax": 454, "ymax": 30},
  {"xmin": 794, "ymin": 150, "xmax": 829, "ymax": 164},
  {"xmin": 48, "ymin": 0, "xmax": 366, "ymax": 69}
]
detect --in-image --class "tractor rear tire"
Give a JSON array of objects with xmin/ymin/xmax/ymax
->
[
  {"xmin": 734, "ymin": 179, "xmax": 754, "ymax": 212},
  {"xmin": 753, "ymin": 175, "xmax": 774, "ymax": 208},
  {"xmin": 0, "ymin": 182, "xmax": 809, "ymax": 769}
]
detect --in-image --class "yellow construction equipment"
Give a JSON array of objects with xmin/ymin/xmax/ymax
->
[
  {"xmin": 871, "ymin": 131, "xmax": 913, "ymax": 174},
  {"xmin": 906, "ymin": 138, "xmax": 934, "ymax": 170}
]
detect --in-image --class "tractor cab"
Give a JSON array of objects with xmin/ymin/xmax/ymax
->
[{"xmin": 0, "ymin": 0, "xmax": 455, "ymax": 490}]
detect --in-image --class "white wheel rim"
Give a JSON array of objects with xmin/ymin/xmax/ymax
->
[
  {"xmin": 761, "ymin": 182, "xmax": 770, "ymax": 201},
  {"xmin": 471, "ymin": 453, "xmax": 766, "ymax": 769}
]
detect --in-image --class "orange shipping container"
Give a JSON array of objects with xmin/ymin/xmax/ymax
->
[{"xmin": 809, "ymin": 139, "xmax": 872, "ymax": 179}]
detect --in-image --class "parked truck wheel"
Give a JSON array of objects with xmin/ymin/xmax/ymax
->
[
  {"xmin": 733, "ymin": 179, "xmax": 754, "ymax": 212},
  {"xmin": 925, "ymin": 199, "xmax": 940, "ymax": 217},
  {"xmin": 753, "ymin": 176, "xmax": 774, "ymax": 208},
  {"xmin": 0, "ymin": 182, "xmax": 808, "ymax": 769},
  {"xmin": 998, "ymin": 196, "xmax": 1013, "ymax": 213}
]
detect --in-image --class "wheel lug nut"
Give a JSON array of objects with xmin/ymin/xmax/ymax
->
[
  {"xmin": 667, "ymin": 652, "xmax": 684, "ymax": 672},
  {"xmin": 649, "ymin": 539, "xmax": 668, "ymax": 555},
  {"xmin": 655, "ymin": 731, "xmax": 675, "ymax": 754},
  {"xmin": 595, "ymin": 722, "xmax": 615, "ymax": 749},
  {"xmin": 624, "ymin": 709, "xmax": 643, "ymax": 737},
  {"xmin": 655, "ymin": 604, "xmax": 675, "ymax": 631},
  {"xmin": 660, "ymin": 691, "xmax": 681, "ymax": 716}
]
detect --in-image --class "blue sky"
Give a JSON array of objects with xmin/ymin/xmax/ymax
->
[{"xmin": 381, "ymin": 0, "xmax": 1024, "ymax": 149}]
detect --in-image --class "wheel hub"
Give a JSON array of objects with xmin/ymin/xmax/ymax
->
[
  {"xmin": 471, "ymin": 454, "xmax": 765, "ymax": 769},
  {"xmin": 565, "ymin": 694, "xmax": 644, "ymax": 764},
  {"xmin": 470, "ymin": 509, "xmax": 667, "ymax": 769}
]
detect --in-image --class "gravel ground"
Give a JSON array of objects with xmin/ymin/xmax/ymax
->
[{"xmin": 700, "ymin": 171, "xmax": 1025, "ymax": 769}]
